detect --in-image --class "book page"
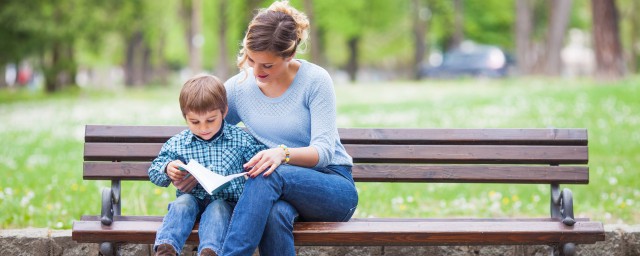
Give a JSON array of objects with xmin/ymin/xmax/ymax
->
[{"xmin": 179, "ymin": 160, "xmax": 247, "ymax": 195}]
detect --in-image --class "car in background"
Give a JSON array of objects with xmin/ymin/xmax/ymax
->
[{"xmin": 420, "ymin": 43, "xmax": 512, "ymax": 79}]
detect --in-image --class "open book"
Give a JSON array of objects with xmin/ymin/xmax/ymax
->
[{"xmin": 178, "ymin": 159, "xmax": 247, "ymax": 195}]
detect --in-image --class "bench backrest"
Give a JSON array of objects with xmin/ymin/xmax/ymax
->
[{"xmin": 83, "ymin": 125, "xmax": 588, "ymax": 185}]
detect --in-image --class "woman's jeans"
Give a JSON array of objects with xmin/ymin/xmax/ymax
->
[
  {"xmin": 221, "ymin": 165, "xmax": 358, "ymax": 256},
  {"xmin": 154, "ymin": 194, "xmax": 234, "ymax": 255}
]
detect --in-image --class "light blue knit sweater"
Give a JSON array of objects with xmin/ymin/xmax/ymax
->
[{"xmin": 224, "ymin": 59, "xmax": 353, "ymax": 169}]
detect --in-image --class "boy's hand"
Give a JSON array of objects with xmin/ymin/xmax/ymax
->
[
  {"xmin": 173, "ymin": 175, "xmax": 197, "ymax": 193},
  {"xmin": 166, "ymin": 160, "xmax": 197, "ymax": 192},
  {"xmin": 166, "ymin": 160, "xmax": 188, "ymax": 181}
]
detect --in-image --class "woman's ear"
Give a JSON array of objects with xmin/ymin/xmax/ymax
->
[{"xmin": 285, "ymin": 53, "xmax": 296, "ymax": 62}]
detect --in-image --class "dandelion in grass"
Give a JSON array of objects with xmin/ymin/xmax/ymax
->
[
  {"xmin": 609, "ymin": 177, "xmax": 618, "ymax": 185},
  {"xmin": 488, "ymin": 191, "xmax": 502, "ymax": 201},
  {"xmin": 4, "ymin": 187, "xmax": 13, "ymax": 196},
  {"xmin": 406, "ymin": 196, "xmax": 414, "ymax": 203},
  {"xmin": 20, "ymin": 191, "xmax": 34, "ymax": 207}
]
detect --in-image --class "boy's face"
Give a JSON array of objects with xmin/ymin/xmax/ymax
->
[{"xmin": 185, "ymin": 109, "xmax": 226, "ymax": 140}]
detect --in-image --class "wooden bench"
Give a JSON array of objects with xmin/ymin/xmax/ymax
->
[{"xmin": 72, "ymin": 125, "xmax": 605, "ymax": 256}]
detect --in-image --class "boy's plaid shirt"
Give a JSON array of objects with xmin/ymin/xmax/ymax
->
[{"xmin": 148, "ymin": 123, "xmax": 266, "ymax": 202}]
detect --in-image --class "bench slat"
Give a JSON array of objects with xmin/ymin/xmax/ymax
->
[
  {"xmin": 80, "ymin": 215, "xmax": 591, "ymax": 222},
  {"xmin": 72, "ymin": 219, "xmax": 604, "ymax": 245},
  {"xmin": 84, "ymin": 143, "xmax": 588, "ymax": 164},
  {"xmin": 84, "ymin": 162, "xmax": 589, "ymax": 184},
  {"xmin": 86, "ymin": 125, "xmax": 587, "ymax": 145}
]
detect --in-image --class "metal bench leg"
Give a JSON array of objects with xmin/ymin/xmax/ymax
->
[
  {"xmin": 561, "ymin": 243, "xmax": 576, "ymax": 256},
  {"xmin": 99, "ymin": 242, "xmax": 114, "ymax": 256}
]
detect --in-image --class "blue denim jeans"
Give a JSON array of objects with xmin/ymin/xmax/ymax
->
[
  {"xmin": 221, "ymin": 165, "xmax": 358, "ymax": 256},
  {"xmin": 154, "ymin": 194, "xmax": 234, "ymax": 255}
]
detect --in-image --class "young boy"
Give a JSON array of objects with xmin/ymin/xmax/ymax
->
[{"xmin": 148, "ymin": 74, "xmax": 266, "ymax": 256}]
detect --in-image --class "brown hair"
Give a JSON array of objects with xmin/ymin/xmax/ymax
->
[
  {"xmin": 237, "ymin": 0, "xmax": 309, "ymax": 70},
  {"xmin": 179, "ymin": 74, "xmax": 227, "ymax": 117}
]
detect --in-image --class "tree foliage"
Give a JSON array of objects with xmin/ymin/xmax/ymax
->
[{"xmin": 0, "ymin": 0, "xmax": 635, "ymax": 90}]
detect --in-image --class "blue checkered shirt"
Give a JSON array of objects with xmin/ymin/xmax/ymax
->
[{"xmin": 148, "ymin": 123, "xmax": 266, "ymax": 202}]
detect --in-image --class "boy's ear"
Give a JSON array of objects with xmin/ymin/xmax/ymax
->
[{"xmin": 222, "ymin": 107, "xmax": 228, "ymax": 118}]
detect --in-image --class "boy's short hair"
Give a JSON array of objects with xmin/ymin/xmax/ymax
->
[{"xmin": 179, "ymin": 74, "xmax": 227, "ymax": 116}]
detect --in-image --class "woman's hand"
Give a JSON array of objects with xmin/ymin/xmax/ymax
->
[{"xmin": 243, "ymin": 148, "xmax": 286, "ymax": 178}]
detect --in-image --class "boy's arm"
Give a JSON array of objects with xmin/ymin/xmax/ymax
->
[
  {"xmin": 242, "ymin": 136, "xmax": 269, "ymax": 163},
  {"xmin": 148, "ymin": 142, "xmax": 176, "ymax": 187}
]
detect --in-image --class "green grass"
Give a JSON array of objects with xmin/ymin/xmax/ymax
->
[{"xmin": 1, "ymin": 77, "xmax": 639, "ymax": 229}]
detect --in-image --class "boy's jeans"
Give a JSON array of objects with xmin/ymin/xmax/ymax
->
[
  {"xmin": 221, "ymin": 165, "xmax": 358, "ymax": 256},
  {"xmin": 154, "ymin": 194, "xmax": 233, "ymax": 255}
]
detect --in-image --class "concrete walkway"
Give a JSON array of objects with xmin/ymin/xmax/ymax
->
[{"xmin": 1, "ymin": 225, "xmax": 639, "ymax": 255}]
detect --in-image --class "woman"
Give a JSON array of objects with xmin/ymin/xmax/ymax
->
[{"xmin": 220, "ymin": 1, "xmax": 358, "ymax": 255}]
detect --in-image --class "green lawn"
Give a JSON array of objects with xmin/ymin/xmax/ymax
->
[{"xmin": 1, "ymin": 76, "xmax": 638, "ymax": 229}]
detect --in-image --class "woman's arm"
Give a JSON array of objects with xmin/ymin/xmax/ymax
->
[{"xmin": 243, "ymin": 146, "xmax": 318, "ymax": 177}]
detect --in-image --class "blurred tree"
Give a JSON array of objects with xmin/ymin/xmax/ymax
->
[
  {"xmin": 591, "ymin": 0, "xmax": 625, "ymax": 80},
  {"xmin": 0, "ymin": 0, "xmax": 119, "ymax": 92},
  {"xmin": 181, "ymin": 0, "xmax": 203, "ymax": 76},
  {"xmin": 618, "ymin": 0, "xmax": 639, "ymax": 73},
  {"xmin": 515, "ymin": 0, "xmax": 535, "ymax": 75},
  {"xmin": 451, "ymin": 0, "xmax": 464, "ymax": 49},
  {"xmin": 463, "ymin": 0, "xmax": 513, "ymax": 50},
  {"xmin": 214, "ymin": 0, "xmax": 231, "ymax": 80},
  {"xmin": 114, "ymin": 0, "xmax": 178, "ymax": 86},
  {"xmin": 543, "ymin": 0, "xmax": 572, "ymax": 76},
  {"xmin": 303, "ymin": 0, "xmax": 327, "ymax": 67},
  {"xmin": 313, "ymin": 0, "xmax": 402, "ymax": 82},
  {"xmin": 412, "ymin": 0, "xmax": 429, "ymax": 80}
]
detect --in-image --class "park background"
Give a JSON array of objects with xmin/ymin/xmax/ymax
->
[{"xmin": 0, "ymin": 0, "xmax": 638, "ymax": 230}]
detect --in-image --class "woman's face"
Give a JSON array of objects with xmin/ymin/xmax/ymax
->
[{"xmin": 246, "ymin": 50, "xmax": 292, "ymax": 85}]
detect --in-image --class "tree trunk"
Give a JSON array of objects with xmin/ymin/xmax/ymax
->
[
  {"xmin": 0, "ymin": 69, "xmax": 6, "ymax": 88},
  {"xmin": 412, "ymin": 0, "xmax": 427, "ymax": 80},
  {"xmin": 629, "ymin": 0, "xmax": 639, "ymax": 72},
  {"xmin": 515, "ymin": 0, "xmax": 534, "ymax": 75},
  {"xmin": 142, "ymin": 43, "xmax": 152, "ymax": 84},
  {"xmin": 591, "ymin": 0, "xmax": 625, "ymax": 80},
  {"xmin": 304, "ymin": 0, "xmax": 325, "ymax": 67},
  {"xmin": 346, "ymin": 36, "xmax": 359, "ymax": 83},
  {"xmin": 544, "ymin": 0, "xmax": 572, "ymax": 76},
  {"xmin": 216, "ymin": 0, "xmax": 230, "ymax": 80},
  {"xmin": 124, "ymin": 30, "xmax": 144, "ymax": 87},
  {"xmin": 155, "ymin": 33, "xmax": 170, "ymax": 85},
  {"xmin": 189, "ymin": 0, "xmax": 203, "ymax": 75},
  {"xmin": 451, "ymin": 0, "xmax": 464, "ymax": 49},
  {"xmin": 44, "ymin": 42, "xmax": 64, "ymax": 93}
]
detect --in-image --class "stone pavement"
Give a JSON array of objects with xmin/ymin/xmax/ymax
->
[{"xmin": 1, "ymin": 225, "xmax": 639, "ymax": 255}]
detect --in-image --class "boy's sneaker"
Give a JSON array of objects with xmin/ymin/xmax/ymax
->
[
  {"xmin": 200, "ymin": 248, "xmax": 217, "ymax": 256},
  {"xmin": 155, "ymin": 243, "xmax": 176, "ymax": 256}
]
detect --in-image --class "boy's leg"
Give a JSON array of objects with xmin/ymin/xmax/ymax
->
[
  {"xmin": 154, "ymin": 194, "xmax": 200, "ymax": 254},
  {"xmin": 198, "ymin": 199, "xmax": 233, "ymax": 255}
]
